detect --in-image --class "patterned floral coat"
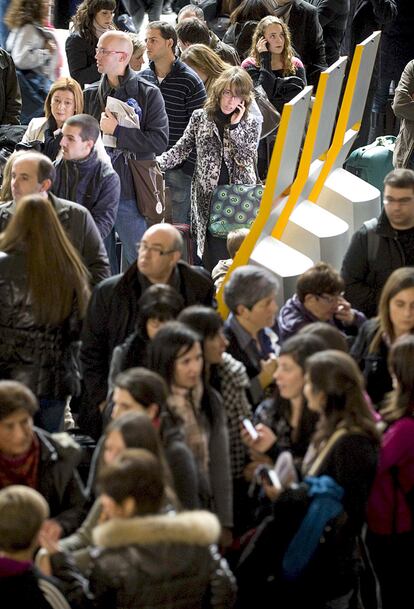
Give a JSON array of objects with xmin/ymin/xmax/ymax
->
[{"xmin": 158, "ymin": 108, "xmax": 260, "ymax": 256}]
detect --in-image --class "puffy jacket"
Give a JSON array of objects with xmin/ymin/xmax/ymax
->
[
  {"xmin": 0, "ymin": 250, "xmax": 81, "ymax": 398},
  {"xmin": 54, "ymin": 150, "xmax": 120, "ymax": 239},
  {"xmin": 393, "ymin": 59, "xmax": 414, "ymax": 168},
  {"xmin": 341, "ymin": 209, "xmax": 406, "ymax": 319},
  {"xmin": 90, "ymin": 511, "xmax": 236, "ymax": 609},
  {"xmin": 0, "ymin": 48, "xmax": 21, "ymax": 125},
  {"xmin": 35, "ymin": 428, "xmax": 86, "ymax": 536},
  {"xmin": 0, "ymin": 194, "xmax": 110, "ymax": 286}
]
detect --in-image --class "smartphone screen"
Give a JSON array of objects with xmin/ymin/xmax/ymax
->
[{"xmin": 242, "ymin": 418, "xmax": 259, "ymax": 441}]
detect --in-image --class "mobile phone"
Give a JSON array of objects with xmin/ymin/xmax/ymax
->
[
  {"xmin": 242, "ymin": 418, "xmax": 259, "ymax": 441},
  {"xmin": 259, "ymin": 467, "xmax": 282, "ymax": 490}
]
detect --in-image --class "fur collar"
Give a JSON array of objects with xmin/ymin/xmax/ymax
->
[{"xmin": 93, "ymin": 510, "xmax": 220, "ymax": 548}]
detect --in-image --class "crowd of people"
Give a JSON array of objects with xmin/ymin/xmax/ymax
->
[{"xmin": 0, "ymin": 1, "xmax": 413, "ymax": 609}]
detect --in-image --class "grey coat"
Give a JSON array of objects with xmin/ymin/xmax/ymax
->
[
  {"xmin": 393, "ymin": 59, "xmax": 414, "ymax": 168},
  {"xmin": 158, "ymin": 109, "xmax": 260, "ymax": 256}
]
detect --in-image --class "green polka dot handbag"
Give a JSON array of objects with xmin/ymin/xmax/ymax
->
[{"xmin": 208, "ymin": 184, "xmax": 264, "ymax": 238}]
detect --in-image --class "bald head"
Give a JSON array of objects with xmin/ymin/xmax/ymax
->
[
  {"xmin": 96, "ymin": 32, "xmax": 134, "ymax": 77},
  {"xmin": 137, "ymin": 223, "xmax": 183, "ymax": 284}
]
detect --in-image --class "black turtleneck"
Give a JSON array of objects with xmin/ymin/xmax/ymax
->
[{"xmin": 214, "ymin": 108, "xmax": 236, "ymax": 185}]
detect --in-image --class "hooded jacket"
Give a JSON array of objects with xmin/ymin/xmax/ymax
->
[
  {"xmin": 54, "ymin": 150, "xmax": 120, "ymax": 240},
  {"xmin": 90, "ymin": 510, "xmax": 236, "ymax": 609}
]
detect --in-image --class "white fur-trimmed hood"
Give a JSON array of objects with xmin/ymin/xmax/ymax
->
[{"xmin": 93, "ymin": 510, "xmax": 221, "ymax": 549}]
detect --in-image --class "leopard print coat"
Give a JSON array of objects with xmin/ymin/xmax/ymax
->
[{"xmin": 158, "ymin": 108, "xmax": 260, "ymax": 256}]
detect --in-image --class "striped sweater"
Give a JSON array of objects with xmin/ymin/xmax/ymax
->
[{"xmin": 140, "ymin": 58, "xmax": 207, "ymax": 174}]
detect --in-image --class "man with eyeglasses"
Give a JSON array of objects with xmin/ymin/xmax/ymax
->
[
  {"xmin": 84, "ymin": 30, "xmax": 169, "ymax": 273},
  {"xmin": 278, "ymin": 262, "xmax": 365, "ymax": 344},
  {"xmin": 78, "ymin": 223, "xmax": 213, "ymax": 438},
  {"xmin": 342, "ymin": 168, "xmax": 414, "ymax": 318},
  {"xmin": 140, "ymin": 21, "xmax": 207, "ymax": 225}
]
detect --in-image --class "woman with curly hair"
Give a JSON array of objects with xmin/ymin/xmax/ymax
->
[
  {"xmin": 157, "ymin": 66, "xmax": 260, "ymax": 264},
  {"xmin": 66, "ymin": 0, "xmax": 116, "ymax": 88},
  {"xmin": 242, "ymin": 16, "xmax": 305, "ymax": 113},
  {"xmin": 5, "ymin": 0, "xmax": 59, "ymax": 122}
]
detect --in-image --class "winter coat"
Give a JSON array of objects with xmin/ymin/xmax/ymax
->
[
  {"xmin": 393, "ymin": 59, "xmax": 414, "ymax": 168},
  {"xmin": 236, "ymin": 431, "xmax": 378, "ymax": 608},
  {"xmin": 35, "ymin": 428, "xmax": 86, "ymax": 535},
  {"xmin": 78, "ymin": 262, "xmax": 214, "ymax": 437},
  {"xmin": 53, "ymin": 150, "xmax": 120, "ymax": 239},
  {"xmin": 350, "ymin": 318, "xmax": 393, "ymax": 407},
  {"xmin": 65, "ymin": 32, "xmax": 100, "ymax": 88},
  {"xmin": 341, "ymin": 209, "xmax": 407, "ymax": 318},
  {"xmin": 6, "ymin": 23, "xmax": 59, "ymax": 80},
  {"xmin": 209, "ymin": 30, "xmax": 240, "ymax": 66},
  {"xmin": 288, "ymin": 0, "xmax": 327, "ymax": 87},
  {"xmin": 84, "ymin": 67, "xmax": 169, "ymax": 199},
  {"xmin": 307, "ymin": 0, "xmax": 350, "ymax": 66},
  {"xmin": 367, "ymin": 416, "xmax": 414, "ymax": 535},
  {"xmin": 0, "ymin": 249, "xmax": 82, "ymax": 398},
  {"xmin": 277, "ymin": 293, "xmax": 366, "ymax": 344},
  {"xmin": 90, "ymin": 511, "xmax": 237, "ymax": 609},
  {"xmin": 21, "ymin": 117, "xmax": 111, "ymax": 164},
  {"xmin": 0, "ymin": 193, "xmax": 110, "ymax": 287},
  {"xmin": 0, "ymin": 48, "xmax": 21, "ymax": 125},
  {"xmin": 158, "ymin": 109, "xmax": 260, "ymax": 257}
]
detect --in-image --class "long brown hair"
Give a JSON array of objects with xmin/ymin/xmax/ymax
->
[
  {"xmin": 71, "ymin": 0, "xmax": 116, "ymax": 45},
  {"xmin": 0, "ymin": 195, "xmax": 90, "ymax": 325},
  {"xmin": 382, "ymin": 334, "xmax": 414, "ymax": 423},
  {"xmin": 204, "ymin": 66, "xmax": 254, "ymax": 120},
  {"xmin": 230, "ymin": 0, "xmax": 277, "ymax": 24},
  {"xmin": 249, "ymin": 16, "xmax": 296, "ymax": 75},
  {"xmin": 5, "ymin": 0, "xmax": 49, "ymax": 28},
  {"xmin": 306, "ymin": 350, "xmax": 380, "ymax": 450},
  {"xmin": 369, "ymin": 267, "xmax": 414, "ymax": 353}
]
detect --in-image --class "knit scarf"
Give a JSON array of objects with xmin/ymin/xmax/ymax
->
[
  {"xmin": 0, "ymin": 434, "xmax": 40, "ymax": 491},
  {"xmin": 93, "ymin": 19, "xmax": 113, "ymax": 40}
]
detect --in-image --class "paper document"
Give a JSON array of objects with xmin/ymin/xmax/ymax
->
[{"xmin": 103, "ymin": 96, "xmax": 140, "ymax": 147}]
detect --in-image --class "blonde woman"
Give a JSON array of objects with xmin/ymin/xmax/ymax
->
[
  {"xmin": 157, "ymin": 66, "xmax": 260, "ymax": 262},
  {"xmin": 181, "ymin": 44, "xmax": 232, "ymax": 95},
  {"xmin": 242, "ymin": 16, "xmax": 305, "ymax": 112}
]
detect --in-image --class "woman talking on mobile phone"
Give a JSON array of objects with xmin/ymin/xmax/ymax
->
[
  {"xmin": 157, "ymin": 66, "xmax": 260, "ymax": 266},
  {"xmin": 242, "ymin": 16, "xmax": 306, "ymax": 113}
]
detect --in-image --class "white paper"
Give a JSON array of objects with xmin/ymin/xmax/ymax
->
[{"xmin": 103, "ymin": 96, "xmax": 140, "ymax": 147}]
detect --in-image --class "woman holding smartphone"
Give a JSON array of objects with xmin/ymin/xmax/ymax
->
[
  {"xmin": 157, "ymin": 66, "xmax": 260, "ymax": 264},
  {"xmin": 242, "ymin": 16, "xmax": 306, "ymax": 113}
]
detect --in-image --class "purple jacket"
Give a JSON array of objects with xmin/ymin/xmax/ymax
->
[
  {"xmin": 367, "ymin": 416, "xmax": 414, "ymax": 535},
  {"xmin": 277, "ymin": 293, "xmax": 366, "ymax": 344}
]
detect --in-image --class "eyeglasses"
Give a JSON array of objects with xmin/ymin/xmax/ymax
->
[
  {"xmin": 222, "ymin": 89, "xmax": 242, "ymax": 101},
  {"xmin": 136, "ymin": 241, "xmax": 177, "ymax": 256},
  {"xmin": 51, "ymin": 98, "xmax": 75, "ymax": 108},
  {"xmin": 95, "ymin": 48, "xmax": 126, "ymax": 56},
  {"xmin": 316, "ymin": 292, "xmax": 344, "ymax": 305},
  {"xmin": 383, "ymin": 196, "xmax": 414, "ymax": 206}
]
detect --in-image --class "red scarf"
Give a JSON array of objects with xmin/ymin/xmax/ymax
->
[{"xmin": 0, "ymin": 435, "xmax": 40, "ymax": 490}]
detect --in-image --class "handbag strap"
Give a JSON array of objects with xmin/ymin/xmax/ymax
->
[{"xmin": 307, "ymin": 428, "xmax": 350, "ymax": 477}]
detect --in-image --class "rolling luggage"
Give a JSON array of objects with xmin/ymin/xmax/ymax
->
[{"xmin": 344, "ymin": 136, "xmax": 396, "ymax": 199}]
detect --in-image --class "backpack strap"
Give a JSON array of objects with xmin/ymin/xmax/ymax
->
[
  {"xmin": 363, "ymin": 217, "xmax": 379, "ymax": 268},
  {"xmin": 307, "ymin": 428, "xmax": 349, "ymax": 477}
]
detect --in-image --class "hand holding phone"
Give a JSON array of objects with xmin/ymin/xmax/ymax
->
[
  {"xmin": 256, "ymin": 36, "xmax": 268, "ymax": 54},
  {"xmin": 242, "ymin": 418, "xmax": 259, "ymax": 441},
  {"xmin": 230, "ymin": 100, "xmax": 246, "ymax": 125}
]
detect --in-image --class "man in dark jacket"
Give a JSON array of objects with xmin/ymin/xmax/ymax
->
[
  {"xmin": 0, "ymin": 48, "xmax": 21, "ymax": 125},
  {"xmin": 307, "ymin": 0, "xmax": 350, "ymax": 66},
  {"xmin": 342, "ymin": 168, "xmax": 414, "ymax": 318},
  {"xmin": 54, "ymin": 114, "xmax": 120, "ymax": 241},
  {"xmin": 79, "ymin": 223, "xmax": 214, "ymax": 437},
  {"xmin": 275, "ymin": 0, "xmax": 327, "ymax": 87},
  {"xmin": 0, "ymin": 152, "xmax": 110, "ymax": 286},
  {"xmin": 84, "ymin": 30, "xmax": 169, "ymax": 271}
]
